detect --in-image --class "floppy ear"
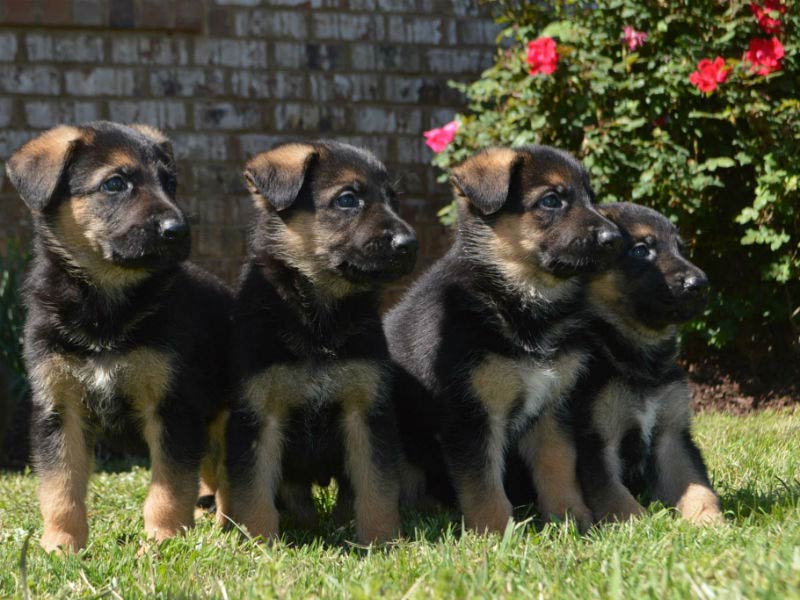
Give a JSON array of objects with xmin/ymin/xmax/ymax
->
[
  {"xmin": 6, "ymin": 125, "xmax": 82, "ymax": 213},
  {"xmin": 130, "ymin": 123, "xmax": 175, "ymax": 169},
  {"xmin": 243, "ymin": 143, "xmax": 317, "ymax": 212},
  {"xmin": 450, "ymin": 147, "xmax": 520, "ymax": 216}
]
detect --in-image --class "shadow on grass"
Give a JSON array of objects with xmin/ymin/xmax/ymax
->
[{"xmin": 720, "ymin": 478, "xmax": 800, "ymax": 520}]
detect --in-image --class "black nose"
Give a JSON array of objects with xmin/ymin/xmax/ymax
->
[
  {"xmin": 159, "ymin": 217, "xmax": 188, "ymax": 241},
  {"xmin": 682, "ymin": 273, "xmax": 709, "ymax": 294},
  {"xmin": 391, "ymin": 232, "xmax": 418, "ymax": 256},
  {"xmin": 597, "ymin": 227, "xmax": 622, "ymax": 252}
]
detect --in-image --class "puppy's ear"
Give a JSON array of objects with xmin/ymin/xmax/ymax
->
[
  {"xmin": 243, "ymin": 143, "xmax": 318, "ymax": 212},
  {"xmin": 6, "ymin": 125, "xmax": 82, "ymax": 213},
  {"xmin": 130, "ymin": 123, "xmax": 175, "ymax": 169},
  {"xmin": 450, "ymin": 147, "xmax": 520, "ymax": 216}
]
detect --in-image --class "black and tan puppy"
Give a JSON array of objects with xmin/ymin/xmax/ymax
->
[
  {"xmin": 6, "ymin": 122, "xmax": 231, "ymax": 553},
  {"xmin": 385, "ymin": 146, "xmax": 622, "ymax": 533},
  {"xmin": 527, "ymin": 202, "xmax": 722, "ymax": 525},
  {"xmin": 217, "ymin": 141, "xmax": 416, "ymax": 544}
]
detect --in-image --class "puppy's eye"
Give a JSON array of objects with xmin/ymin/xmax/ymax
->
[
  {"xmin": 100, "ymin": 176, "xmax": 128, "ymax": 194},
  {"xmin": 538, "ymin": 193, "xmax": 562, "ymax": 209},
  {"xmin": 629, "ymin": 243, "xmax": 652, "ymax": 259},
  {"xmin": 334, "ymin": 192, "xmax": 362, "ymax": 210}
]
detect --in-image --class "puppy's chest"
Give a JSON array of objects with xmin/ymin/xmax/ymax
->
[
  {"xmin": 470, "ymin": 350, "xmax": 587, "ymax": 429},
  {"xmin": 37, "ymin": 348, "xmax": 174, "ymax": 428},
  {"xmin": 592, "ymin": 379, "xmax": 689, "ymax": 446},
  {"xmin": 244, "ymin": 359, "xmax": 386, "ymax": 416}
]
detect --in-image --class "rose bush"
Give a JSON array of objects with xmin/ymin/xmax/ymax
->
[{"xmin": 429, "ymin": 0, "xmax": 799, "ymax": 361}]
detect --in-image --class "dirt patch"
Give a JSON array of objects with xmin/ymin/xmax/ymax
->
[{"xmin": 686, "ymin": 354, "xmax": 799, "ymax": 414}]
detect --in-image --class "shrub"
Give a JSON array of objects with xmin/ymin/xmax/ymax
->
[{"xmin": 429, "ymin": 0, "xmax": 799, "ymax": 360}]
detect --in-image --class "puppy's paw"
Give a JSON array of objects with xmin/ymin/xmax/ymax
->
[
  {"xmin": 678, "ymin": 484, "xmax": 723, "ymax": 525},
  {"xmin": 41, "ymin": 528, "xmax": 87, "ymax": 554}
]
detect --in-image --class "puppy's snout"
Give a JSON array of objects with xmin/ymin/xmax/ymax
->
[
  {"xmin": 680, "ymin": 272, "xmax": 709, "ymax": 295},
  {"xmin": 597, "ymin": 226, "xmax": 622, "ymax": 252},
  {"xmin": 391, "ymin": 232, "xmax": 418, "ymax": 256},
  {"xmin": 158, "ymin": 217, "xmax": 189, "ymax": 242}
]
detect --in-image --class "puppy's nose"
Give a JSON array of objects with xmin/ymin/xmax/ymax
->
[
  {"xmin": 391, "ymin": 232, "xmax": 418, "ymax": 256},
  {"xmin": 597, "ymin": 227, "xmax": 622, "ymax": 252},
  {"xmin": 682, "ymin": 273, "xmax": 709, "ymax": 294},
  {"xmin": 159, "ymin": 217, "xmax": 189, "ymax": 241}
]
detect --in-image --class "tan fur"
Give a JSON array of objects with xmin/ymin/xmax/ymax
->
[
  {"xmin": 104, "ymin": 148, "xmax": 138, "ymax": 170},
  {"xmin": 52, "ymin": 197, "xmax": 150, "ymax": 291},
  {"xmin": 341, "ymin": 410, "xmax": 400, "ymax": 543},
  {"xmin": 243, "ymin": 363, "xmax": 308, "ymax": 418},
  {"xmin": 199, "ymin": 410, "xmax": 228, "ymax": 499},
  {"xmin": 218, "ymin": 415, "xmax": 284, "ymax": 539},
  {"xmin": 130, "ymin": 124, "xmax": 169, "ymax": 145},
  {"xmin": 518, "ymin": 412, "xmax": 592, "ymax": 530},
  {"xmin": 452, "ymin": 147, "xmax": 518, "ymax": 189},
  {"xmin": 470, "ymin": 354, "xmax": 522, "ymax": 416},
  {"xmin": 246, "ymin": 143, "xmax": 314, "ymax": 190},
  {"xmin": 653, "ymin": 431, "xmax": 722, "ymax": 525},
  {"xmin": 458, "ymin": 476, "xmax": 513, "ymax": 534},
  {"xmin": 33, "ymin": 358, "xmax": 92, "ymax": 553}
]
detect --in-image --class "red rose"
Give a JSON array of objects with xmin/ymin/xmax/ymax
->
[
  {"xmin": 423, "ymin": 120, "xmax": 459, "ymax": 153},
  {"xmin": 750, "ymin": 1, "xmax": 786, "ymax": 34},
  {"xmin": 527, "ymin": 37, "xmax": 558, "ymax": 76},
  {"xmin": 689, "ymin": 57, "xmax": 730, "ymax": 93},
  {"xmin": 744, "ymin": 37, "xmax": 785, "ymax": 75}
]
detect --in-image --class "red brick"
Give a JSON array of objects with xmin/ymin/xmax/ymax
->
[{"xmin": 3, "ymin": 0, "xmax": 38, "ymax": 25}]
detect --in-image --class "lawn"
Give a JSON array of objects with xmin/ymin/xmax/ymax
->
[{"xmin": 1, "ymin": 409, "xmax": 799, "ymax": 599}]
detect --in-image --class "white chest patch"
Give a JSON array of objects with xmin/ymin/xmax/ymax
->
[{"xmin": 517, "ymin": 351, "xmax": 586, "ymax": 424}]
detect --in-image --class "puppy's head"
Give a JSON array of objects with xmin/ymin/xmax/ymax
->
[
  {"xmin": 451, "ymin": 146, "xmax": 621, "ymax": 289},
  {"xmin": 6, "ymin": 121, "xmax": 188, "ymax": 283},
  {"xmin": 244, "ymin": 141, "xmax": 417, "ymax": 292},
  {"xmin": 590, "ymin": 202, "xmax": 709, "ymax": 330}
]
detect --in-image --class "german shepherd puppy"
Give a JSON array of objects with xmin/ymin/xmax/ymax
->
[
  {"xmin": 385, "ymin": 146, "xmax": 622, "ymax": 533},
  {"xmin": 6, "ymin": 122, "xmax": 231, "ymax": 553},
  {"xmin": 217, "ymin": 141, "xmax": 417, "ymax": 544},
  {"xmin": 526, "ymin": 202, "xmax": 722, "ymax": 525}
]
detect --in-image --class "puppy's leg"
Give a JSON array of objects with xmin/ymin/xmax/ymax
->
[
  {"xmin": 217, "ymin": 408, "xmax": 283, "ymax": 540},
  {"xmin": 444, "ymin": 409, "xmax": 513, "ymax": 534},
  {"xmin": 577, "ymin": 431, "xmax": 645, "ymax": 523},
  {"xmin": 517, "ymin": 412, "xmax": 593, "ymax": 531},
  {"xmin": 652, "ymin": 427, "xmax": 722, "ymax": 524},
  {"xmin": 341, "ymin": 407, "xmax": 401, "ymax": 544},
  {"xmin": 139, "ymin": 404, "xmax": 202, "ymax": 542},
  {"xmin": 198, "ymin": 410, "xmax": 227, "ymax": 511},
  {"xmin": 34, "ymin": 401, "xmax": 93, "ymax": 553}
]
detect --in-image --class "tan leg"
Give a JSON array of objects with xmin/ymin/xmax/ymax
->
[
  {"xmin": 218, "ymin": 415, "xmax": 283, "ymax": 540},
  {"xmin": 140, "ymin": 412, "xmax": 198, "ymax": 542},
  {"xmin": 454, "ymin": 416, "xmax": 513, "ymax": 534},
  {"xmin": 653, "ymin": 430, "xmax": 722, "ymax": 524},
  {"xmin": 342, "ymin": 410, "xmax": 400, "ymax": 544},
  {"xmin": 38, "ymin": 403, "xmax": 93, "ymax": 553},
  {"xmin": 199, "ymin": 410, "xmax": 227, "ymax": 500},
  {"xmin": 518, "ymin": 413, "xmax": 593, "ymax": 530}
]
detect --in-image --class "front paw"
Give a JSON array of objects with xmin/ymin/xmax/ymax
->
[
  {"xmin": 678, "ymin": 484, "xmax": 723, "ymax": 525},
  {"xmin": 41, "ymin": 528, "xmax": 87, "ymax": 554}
]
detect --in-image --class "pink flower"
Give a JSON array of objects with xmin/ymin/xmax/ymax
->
[
  {"xmin": 623, "ymin": 26, "xmax": 648, "ymax": 50},
  {"xmin": 423, "ymin": 120, "xmax": 459, "ymax": 153},
  {"xmin": 689, "ymin": 57, "xmax": 730, "ymax": 93},
  {"xmin": 527, "ymin": 37, "xmax": 558, "ymax": 76},
  {"xmin": 744, "ymin": 37, "xmax": 785, "ymax": 75},
  {"xmin": 750, "ymin": 1, "xmax": 786, "ymax": 34}
]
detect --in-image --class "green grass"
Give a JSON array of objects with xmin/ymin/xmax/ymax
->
[{"xmin": 1, "ymin": 409, "xmax": 799, "ymax": 599}]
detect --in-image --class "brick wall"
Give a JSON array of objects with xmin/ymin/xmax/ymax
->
[{"xmin": 0, "ymin": 0, "xmax": 499, "ymax": 303}]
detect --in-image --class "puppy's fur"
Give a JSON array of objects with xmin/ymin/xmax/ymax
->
[
  {"xmin": 526, "ymin": 202, "xmax": 722, "ymax": 525},
  {"xmin": 7, "ymin": 122, "xmax": 231, "ymax": 553},
  {"xmin": 217, "ymin": 141, "xmax": 416, "ymax": 544},
  {"xmin": 385, "ymin": 146, "xmax": 622, "ymax": 533}
]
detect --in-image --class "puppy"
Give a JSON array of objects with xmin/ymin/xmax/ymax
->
[
  {"xmin": 528, "ymin": 202, "xmax": 722, "ymax": 524},
  {"xmin": 6, "ymin": 122, "xmax": 231, "ymax": 552},
  {"xmin": 217, "ymin": 141, "xmax": 417, "ymax": 544},
  {"xmin": 385, "ymin": 146, "xmax": 622, "ymax": 533}
]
